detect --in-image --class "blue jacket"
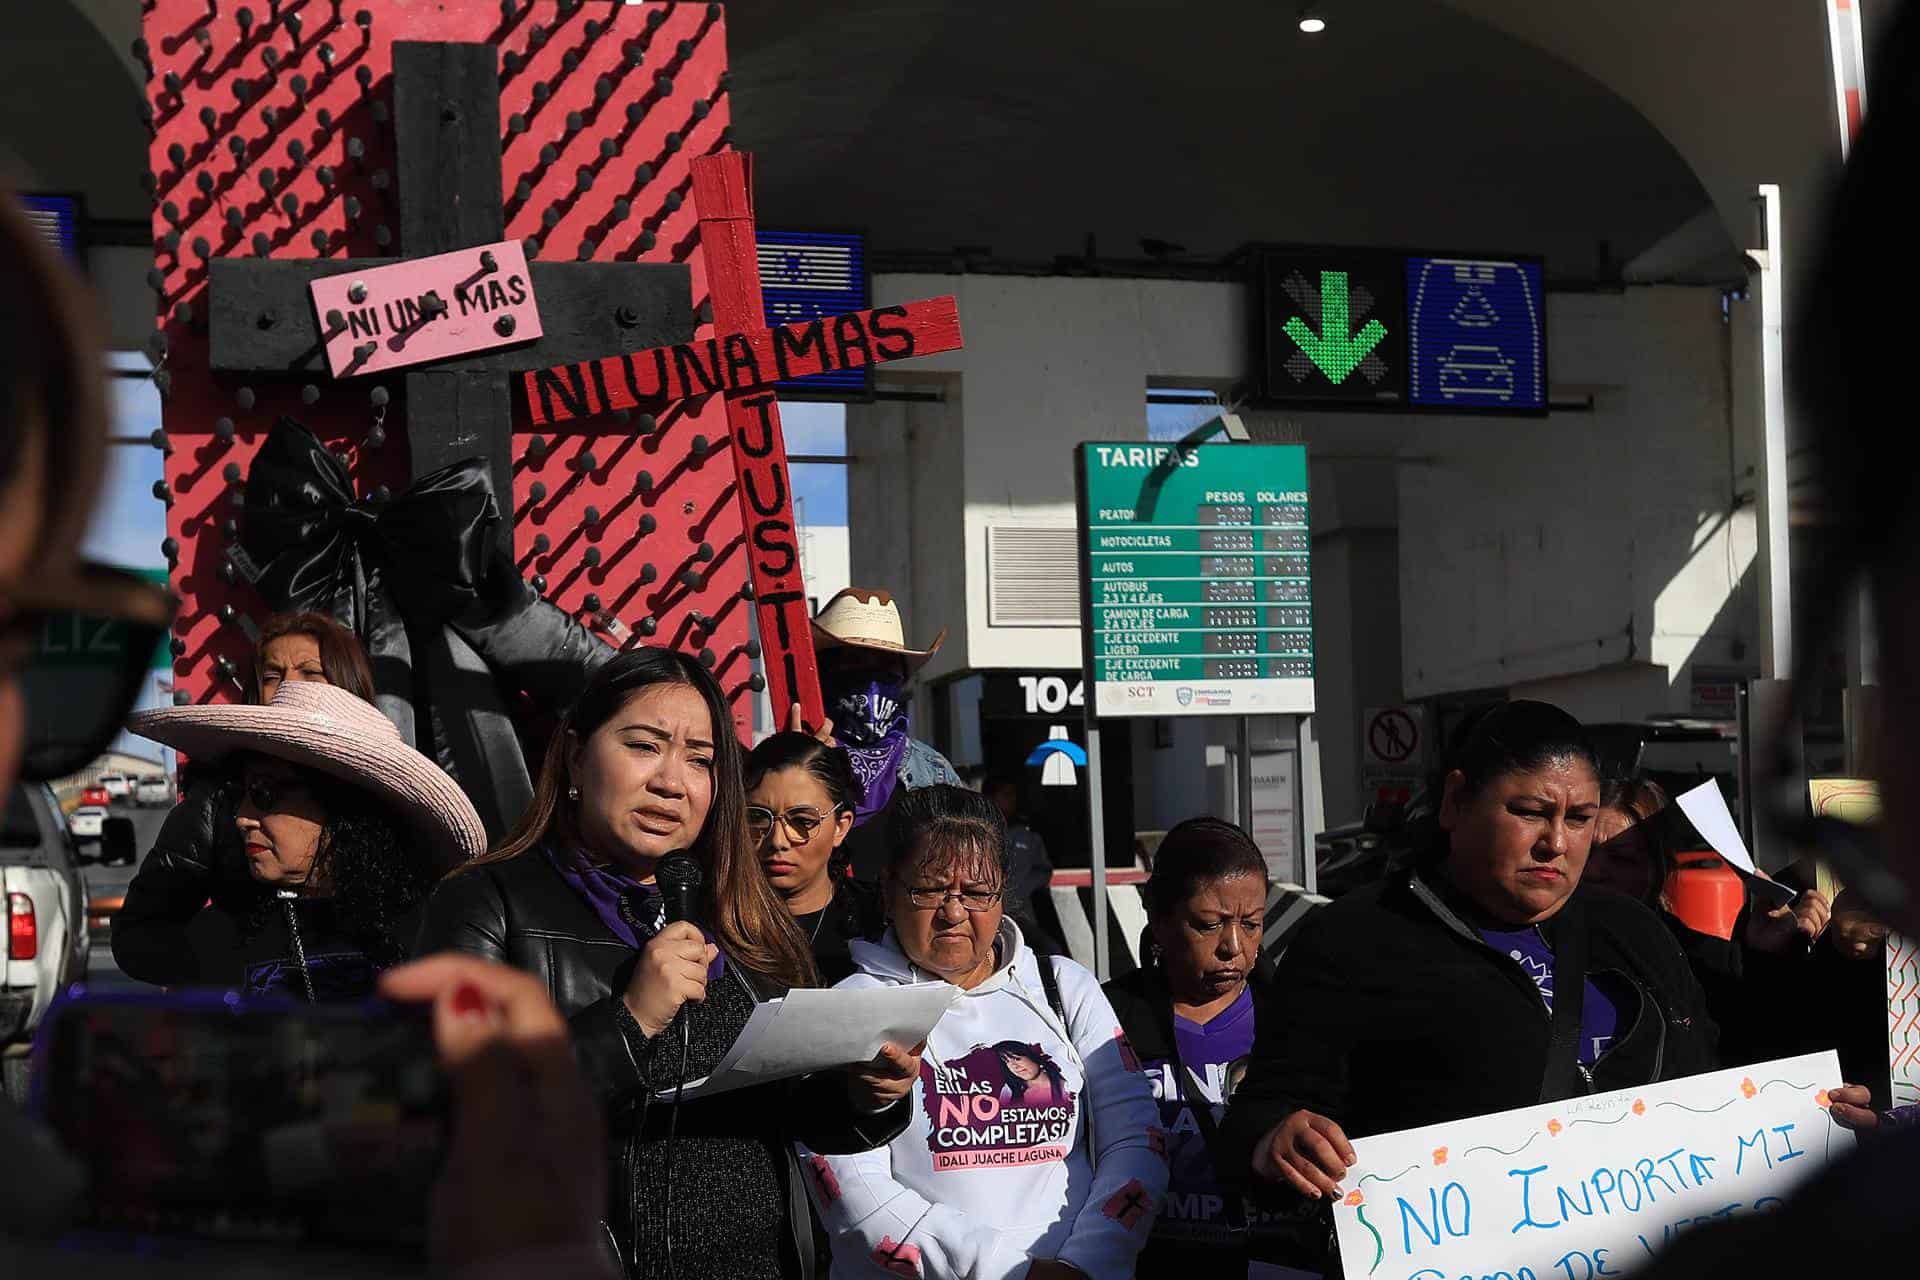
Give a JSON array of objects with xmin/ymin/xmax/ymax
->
[{"xmin": 898, "ymin": 736, "xmax": 962, "ymax": 789}]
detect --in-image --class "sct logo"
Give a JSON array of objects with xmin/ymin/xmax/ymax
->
[{"xmin": 1176, "ymin": 688, "xmax": 1194, "ymax": 707}]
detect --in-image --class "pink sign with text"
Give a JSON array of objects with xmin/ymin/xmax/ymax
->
[{"xmin": 307, "ymin": 239, "xmax": 541, "ymax": 378}]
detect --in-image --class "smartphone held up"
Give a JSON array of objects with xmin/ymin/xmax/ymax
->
[{"xmin": 32, "ymin": 990, "xmax": 448, "ymax": 1256}]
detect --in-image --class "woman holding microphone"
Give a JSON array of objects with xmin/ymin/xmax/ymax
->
[{"xmin": 418, "ymin": 649, "xmax": 917, "ymax": 1280}]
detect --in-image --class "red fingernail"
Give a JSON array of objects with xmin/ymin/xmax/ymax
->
[{"xmin": 450, "ymin": 983, "xmax": 487, "ymax": 1020}]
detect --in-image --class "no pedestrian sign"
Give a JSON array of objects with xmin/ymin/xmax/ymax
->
[{"xmin": 1365, "ymin": 707, "xmax": 1420, "ymax": 766}]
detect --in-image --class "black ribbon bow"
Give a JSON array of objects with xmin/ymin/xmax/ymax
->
[{"xmin": 241, "ymin": 417, "xmax": 612, "ymax": 840}]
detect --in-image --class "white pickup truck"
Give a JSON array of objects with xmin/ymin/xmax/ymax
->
[{"xmin": 2, "ymin": 784, "xmax": 89, "ymax": 1101}]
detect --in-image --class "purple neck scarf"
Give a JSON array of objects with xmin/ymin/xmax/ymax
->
[
  {"xmin": 545, "ymin": 846, "xmax": 723, "ymax": 979},
  {"xmin": 831, "ymin": 676, "xmax": 910, "ymax": 826}
]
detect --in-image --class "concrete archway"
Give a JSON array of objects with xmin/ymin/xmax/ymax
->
[
  {"xmin": 723, "ymin": 0, "xmax": 1735, "ymax": 277},
  {"xmin": 0, "ymin": 3, "xmax": 145, "ymax": 221}
]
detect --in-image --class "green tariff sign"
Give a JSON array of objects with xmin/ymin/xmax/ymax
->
[
  {"xmin": 1075, "ymin": 442, "xmax": 1316, "ymax": 719},
  {"xmin": 1259, "ymin": 251, "xmax": 1406, "ymax": 405}
]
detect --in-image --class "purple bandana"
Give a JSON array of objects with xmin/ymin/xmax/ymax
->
[
  {"xmin": 546, "ymin": 846, "xmax": 724, "ymax": 979},
  {"xmin": 831, "ymin": 677, "xmax": 910, "ymax": 826}
]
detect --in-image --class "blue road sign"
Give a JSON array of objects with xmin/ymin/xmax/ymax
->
[
  {"xmin": 21, "ymin": 194, "xmax": 81, "ymax": 261},
  {"xmin": 758, "ymin": 230, "xmax": 870, "ymax": 395},
  {"xmin": 1405, "ymin": 257, "xmax": 1546, "ymax": 411}
]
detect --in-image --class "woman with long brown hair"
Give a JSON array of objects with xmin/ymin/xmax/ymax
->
[
  {"xmin": 416, "ymin": 646, "xmax": 915, "ymax": 1280},
  {"xmin": 112, "ymin": 610, "xmax": 380, "ymax": 987}
]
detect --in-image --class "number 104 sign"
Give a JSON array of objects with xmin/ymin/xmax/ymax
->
[{"xmin": 1332, "ymin": 1053, "xmax": 1850, "ymax": 1280}]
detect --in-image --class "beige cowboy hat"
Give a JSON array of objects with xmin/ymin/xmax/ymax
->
[
  {"xmin": 129, "ymin": 680, "xmax": 486, "ymax": 870},
  {"xmin": 811, "ymin": 587, "xmax": 947, "ymax": 673}
]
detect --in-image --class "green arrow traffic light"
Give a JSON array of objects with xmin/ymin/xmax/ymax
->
[{"xmin": 1282, "ymin": 270, "xmax": 1387, "ymax": 383}]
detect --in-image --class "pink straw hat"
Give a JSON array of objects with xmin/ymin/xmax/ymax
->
[{"xmin": 130, "ymin": 681, "xmax": 486, "ymax": 868}]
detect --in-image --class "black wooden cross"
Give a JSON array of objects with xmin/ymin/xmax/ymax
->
[{"xmin": 207, "ymin": 41, "xmax": 693, "ymax": 556}]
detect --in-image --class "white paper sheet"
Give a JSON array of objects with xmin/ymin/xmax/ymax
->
[
  {"xmin": 1673, "ymin": 778, "xmax": 1795, "ymax": 907},
  {"xmin": 653, "ymin": 980, "xmax": 963, "ymax": 1101},
  {"xmin": 1674, "ymin": 778, "xmax": 1755, "ymax": 873}
]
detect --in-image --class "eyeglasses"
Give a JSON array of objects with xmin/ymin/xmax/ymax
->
[
  {"xmin": 746, "ymin": 805, "xmax": 839, "ymax": 845},
  {"xmin": 904, "ymin": 886, "xmax": 1002, "ymax": 912},
  {"xmin": 241, "ymin": 776, "xmax": 310, "ymax": 813},
  {"xmin": 5, "ymin": 565, "xmax": 177, "ymax": 783}
]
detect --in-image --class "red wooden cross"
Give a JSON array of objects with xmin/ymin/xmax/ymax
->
[{"xmin": 521, "ymin": 152, "xmax": 965, "ymax": 728}]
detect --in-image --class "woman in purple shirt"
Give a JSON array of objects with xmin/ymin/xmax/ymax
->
[
  {"xmin": 1219, "ymin": 701, "xmax": 1735, "ymax": 1275},
  {"xmin": 1105, "ymin": 818, "xmax": 1319, "ymax": 1278}
]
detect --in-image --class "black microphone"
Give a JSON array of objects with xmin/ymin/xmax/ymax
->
[
  {"xmin": 657, "ymin": 851, "xmax": 702, "ymax": 926},
  {"xmin": 653, "ymin": 850, "xmax": 704, "ymax": 1278}
]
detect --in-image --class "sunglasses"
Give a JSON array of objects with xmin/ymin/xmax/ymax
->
[
  {"xmin": 746, "ymin": 805, "xmax": 841, "ymax": 845},
  {"xmin": 4, "ymin": 565, "xmax": 177, "ymax": 783},
  {"xmin": 241, "ymin": 776, "xmax": 311, "ymax": 813}
]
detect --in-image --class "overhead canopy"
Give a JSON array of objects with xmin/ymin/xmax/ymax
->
[
  {"xmin": 725, "ymin": 0, "xmax": 1754, "ymax": 280},
  {"xmin": 31, "ymin": 0, "xmax": 1844, "ymax": 285}
]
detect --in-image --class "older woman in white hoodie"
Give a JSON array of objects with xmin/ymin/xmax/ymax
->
[{"xmin": 804, "ymin": 785, "xmax": 1167, "ymax": 1280}]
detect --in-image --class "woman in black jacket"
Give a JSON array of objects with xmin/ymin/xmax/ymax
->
[
  {"xmin": 111, "ymin": 610, "xmax": 378, "ymax": 986},
  {"xmin": 416, "ymin": 649, "xmax": 913, "ymax": 1280},
  {"xmin": 745, "ymin": 732, "xmax": 884, "ymax": 985},
  {"xmin": 1104, "ymin": 817, "xmax": 1322, "ymax": 1278},
  {"xmin": 1220, "ymin": 701, "xmax": 1720, "ymax": 1247},
  {"xmin": 126, "ymin": 680, "xmax": 483, "ymax": 1000}
]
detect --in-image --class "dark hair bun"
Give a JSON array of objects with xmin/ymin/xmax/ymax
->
[{"xmin": 1144, "ymin": 816, "xmax": 1267, "ymax": 917}]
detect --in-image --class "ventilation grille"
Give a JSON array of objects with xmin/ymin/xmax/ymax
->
[{"xmin": 987, "ymin": 525, "xmax": 1081, "ymax": 627}]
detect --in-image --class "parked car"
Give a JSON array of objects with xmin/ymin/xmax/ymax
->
[
  {"xmin": 98, "ymin": 774, "xmax": 132, "ymax": 801},
  {"xmin": 134, "ymin": 776, "xmax": 173, "ymax": 807},
  {"xmin": 2, "ymin": 784, "xmax": 89, "ymax": 1101},
  {"xmin": 66, "ymin": 806, "xmax": 105, "ymax": 844},
  {"xmin": 76, "ymin": 785, "xmax": 110, "ymax": 810}
]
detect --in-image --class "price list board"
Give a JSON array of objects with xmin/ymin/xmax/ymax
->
[{"xmin": 1075, "ymin": 443, "xmax": 1315, "ymax": 718}]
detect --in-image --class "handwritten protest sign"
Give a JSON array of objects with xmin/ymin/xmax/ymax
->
[
  {"xmin": 1891, "ymin": 934, "xmax": 1920, "ymax": 1107},
  {"xmin": 1808, "ymin": 777, "xmax": 1877, "ymax": 902},
  {"xmin": 1801, "ymin": 780, "xmax": 1912, "ymax": 1104},
  {"xmin": 308, "ymin": 239, "xmax": 542, "ymax": 378},
  {"xmin": 1331, "ymin": 1053, "xmax": 1850, "ymax": 1280},
  {"xmin": 521, "ymin": 296, "xmax": 963, "ymax": 426}
]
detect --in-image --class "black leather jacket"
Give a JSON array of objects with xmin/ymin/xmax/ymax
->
[
  {"xmin": 416, "ymin": 851, "xmax": 909, "ymax": 1277},
  {"xmin": 111, "ymin": 774, "xmax": 258, "ymax": 986},
  {"xmin": 1220, "ymin": 871, "xmax": 1719, "ymax": 1181}
]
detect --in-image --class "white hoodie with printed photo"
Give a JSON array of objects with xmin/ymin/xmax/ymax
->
[{"xmin": 802, "ymin": 919, "xmax": 1168, "ymax": 1279}]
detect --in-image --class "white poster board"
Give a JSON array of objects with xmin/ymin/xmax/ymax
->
[
  {"xmin": 1890, "ymin": 933, "xmax": 1920, "ymax": 1107},
  {"xmin": 1331, "ymin": 1053, "xmax": 1851, "ymax": 1280}
]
